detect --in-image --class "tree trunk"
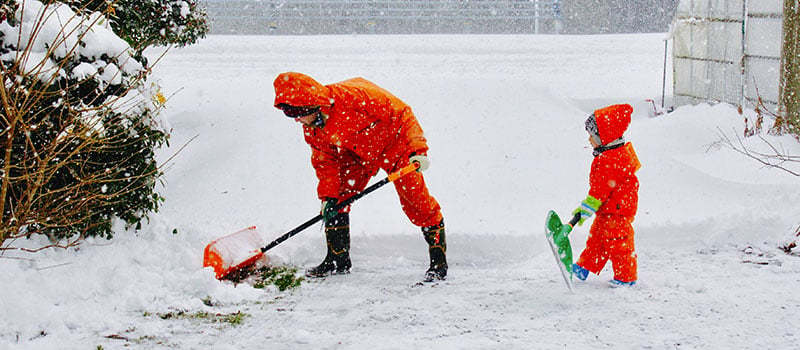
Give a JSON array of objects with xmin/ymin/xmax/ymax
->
[{"xmin": 781, "ymin": 0, "xmax": 800, "ymax": 135}]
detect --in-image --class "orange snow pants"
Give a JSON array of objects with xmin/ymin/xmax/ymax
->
[
  {"xmin": 576, "ymin": 214, "xmax": 638, "ymax": 282},
  {"xmin": 337, "ymin": 156, "xmax": 443, "ymax": 228}
]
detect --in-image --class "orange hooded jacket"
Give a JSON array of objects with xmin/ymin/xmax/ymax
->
[
  {"xmin": 588, "ymin": 104, "xmax": 641, "ymax": 217},
  {"xmin": 577, "ymin": 104, "xmax": 641, "ymax": 282},
  {"xmin": 274, "ymin": 72, "xmax": 429, "ymax": 200}
]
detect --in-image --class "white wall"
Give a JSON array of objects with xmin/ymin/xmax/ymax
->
[{"xmin": 673, "ymin": 0, "xmax": 783, "ymax": 110}]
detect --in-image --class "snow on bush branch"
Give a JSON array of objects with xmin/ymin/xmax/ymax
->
[
  {"xmin": 55, "ymin": 0, "xmax": 210, "ymax": 55},
  {"xmin": 1, "ymin": 1, "xmax": 141, "ymax": 80},
  {"xmin": 0, "ymin": 0, "xmax": 161, "ymax": 135}
]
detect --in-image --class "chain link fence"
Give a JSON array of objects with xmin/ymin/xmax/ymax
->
[
  {"xmin": 201, "ymin": 0, "xmax": 680, "ymax": 35},
  {"xmin": 203, "ymin": 0, "xmax": 563, "ymax": 35}
]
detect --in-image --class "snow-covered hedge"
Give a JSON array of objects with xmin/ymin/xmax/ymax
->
[{"xmin": 0, "ymin": 0, "xmax": 202, "ymax": 250}]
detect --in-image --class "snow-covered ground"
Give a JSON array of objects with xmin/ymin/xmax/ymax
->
[{"xmin": 2, "ymin": 34, "xmax": 800, "ymax": 349}]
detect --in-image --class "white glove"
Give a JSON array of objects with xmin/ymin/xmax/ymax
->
[{"xmin": 409, "ymin": 154, "xmax": 430, "ymax": 172}]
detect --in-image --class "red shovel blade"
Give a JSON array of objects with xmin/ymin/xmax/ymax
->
[{"xmin": 203, "ymin": 226, "xmax": 266, "ymax": 279}]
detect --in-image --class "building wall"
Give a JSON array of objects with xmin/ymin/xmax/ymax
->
[{"xmin": 672, "ymin": 0, "xmax": 783, "ymax": 109}]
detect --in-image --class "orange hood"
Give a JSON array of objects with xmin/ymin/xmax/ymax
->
[
  {"xmin": 273, "ymin": 72, "xmax": 333, "ymax": 108},
  {"xmin": 593, "ymin": 104, "xmax": 633, "ymax": 145}
]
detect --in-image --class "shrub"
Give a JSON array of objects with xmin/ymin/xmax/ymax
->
[{"xmin": 0, "ymin": 0, "xmax": 191, "ymax": 251}]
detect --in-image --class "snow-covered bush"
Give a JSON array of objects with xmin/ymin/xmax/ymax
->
[
  {"xmin": 0, "ymin": 0, "xmax": 172, "ymax": 251},
  {"xmin": 55, "ymin": 0, "xmax": 210, "ymax": 56}
]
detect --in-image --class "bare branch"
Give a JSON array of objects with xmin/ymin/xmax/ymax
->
[{"xmin": 715, "ymin": 127, "xmax": 800, "ymax": 177}]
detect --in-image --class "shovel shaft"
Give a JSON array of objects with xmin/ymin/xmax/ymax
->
[
  {"xmin": 559, "ymin": 213, "xmax": 583, "ymax": 237},
  {"xmin": 261, "ymin": 162, "xmax": 420, "ymax": 253},
  {"xmin": 332, "ymin": 162, "xmax": 418, "ymax": 212},
  {"xmin": 568, "ymin": 213, "xmax": 581, "ymax": 228}
]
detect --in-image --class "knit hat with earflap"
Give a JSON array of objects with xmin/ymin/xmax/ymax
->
[{"xmin": 585, "ymin": 114, "xmax": 602, "ymax": 146}]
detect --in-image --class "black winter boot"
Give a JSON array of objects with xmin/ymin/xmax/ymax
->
[
  {"xmin": 422, "ymin": 219, "xmax": 447, "ymax": 282},
  {"xmin": 305, "ymin": 213, "xmax": 352, "ymax": 278}
]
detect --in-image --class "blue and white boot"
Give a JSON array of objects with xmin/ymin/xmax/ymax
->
[
  {"xmin": 609, "ymin": 279, "xmax": 636, "ymax": 287},
  {"xmin": 571, "ymin": 263, "xmax": 589, "ymax": 281}
]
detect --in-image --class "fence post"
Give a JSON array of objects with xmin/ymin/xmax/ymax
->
[
  {"xmin": 740, "ymin": 0, "xmax": 748, "ymax": 113},
  {"xmin": 781, "ymin": 0, "xmax": 800, "ymax": 134}
]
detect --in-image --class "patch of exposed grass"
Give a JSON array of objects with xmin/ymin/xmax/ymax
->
[
  {"xmin": 226, "ymin": 265, "xmax": 305, "ymax": 291},
  {"xmin": 155, "ymin": 310, "xmax": 248, "ymax": 326},
  {"xmin": 252, "ymin": 266, "xmax": 305, "ymax": 291}
]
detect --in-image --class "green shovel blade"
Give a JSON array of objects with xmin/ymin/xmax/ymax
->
[{"xmin": 545, "ymin": 210, "xmax": 574, "ymax": 278}]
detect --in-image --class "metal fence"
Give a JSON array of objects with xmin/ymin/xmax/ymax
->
[
  {"xmin": 672, "ymin": 0, "xmax": 783, "ymax": 110},
  {"xmin": 203, "ymin": 0, "xmax": 563, "ymax": 35}
]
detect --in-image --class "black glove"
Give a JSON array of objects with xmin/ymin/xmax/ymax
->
[{"xmin": 320, "ymin": 197, "xmax": 339, "ymax": 223}]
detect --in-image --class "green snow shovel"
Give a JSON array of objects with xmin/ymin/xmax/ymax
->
[{"xmin": 545, "ymin": 210, "xmax": 581, "ymax": 292}]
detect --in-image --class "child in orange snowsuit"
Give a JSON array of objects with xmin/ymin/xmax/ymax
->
[{"xmin": 571, "ymin": 104, "xmax": 641, "ymax": 286}]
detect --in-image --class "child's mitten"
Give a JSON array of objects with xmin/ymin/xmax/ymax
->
[{"xmin": 572, "ymin": 195, "xmax": 602, "ymax": 226}]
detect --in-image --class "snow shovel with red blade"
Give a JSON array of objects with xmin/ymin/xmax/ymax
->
[{"xmin": 203, "ymin": 162, "xmax": 421, "ymax": 280}]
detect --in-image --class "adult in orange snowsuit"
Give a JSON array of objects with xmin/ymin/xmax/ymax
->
[
  {"xmin": 571, "ymin": 104, "xmax": 640, "ymax": 286},
  {"xmin": 273, "ymin": 72, "xmax": 446, "ymax": 282}
]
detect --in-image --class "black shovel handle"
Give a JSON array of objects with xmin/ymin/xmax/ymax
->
[
  {"xmin": 261, "ymin": 162, "xmax": 420, "ymax": 253},
  {"xmin": 567, "ymin": 213, "xmax": 582, "ymax": 227}
]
